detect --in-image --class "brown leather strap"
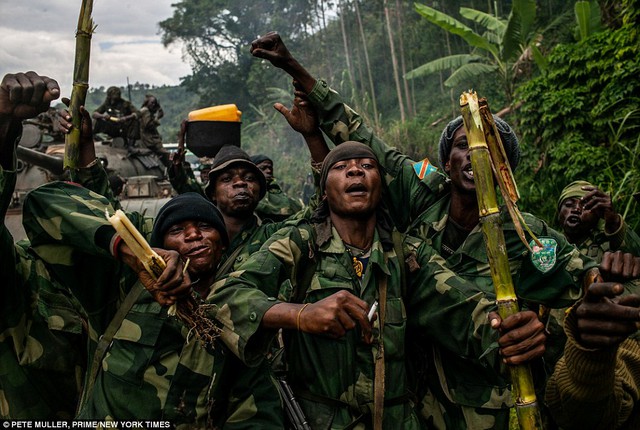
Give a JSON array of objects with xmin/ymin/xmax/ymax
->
[{"xmin": 374, "ymin": 273, "xmax": 387, "ymax": 430}]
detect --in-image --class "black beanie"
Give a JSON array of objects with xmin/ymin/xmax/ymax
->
[
  {"xmin": 319, "ymin": 141, "xmax": 379, "ymax": 196},
  {"xmin": 438, "ymin": 115, "xmax": 520, "ymax": 173},
  {"xmin": 150, "ymin": 192, "xmax": 228, "ymax": 247},
  {"xmin": 250, "ymin": 154, "xmax": 272, "ymax": 165},
  {"xmin": 204, "ymin": 145, "xmax": 267, "ymax": 200}
]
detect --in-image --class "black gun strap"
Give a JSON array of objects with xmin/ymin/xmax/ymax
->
[{"xmin": 78, "ymin": 282, "xmax": 144, "ymax": 413}]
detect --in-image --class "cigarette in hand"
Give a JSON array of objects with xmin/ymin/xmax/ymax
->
[{"xmin": 367, "ymin": 300, "xmax": 378, "ymax": 322}]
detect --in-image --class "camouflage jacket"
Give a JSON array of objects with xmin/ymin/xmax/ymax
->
[
  {"xmin": 255, "ymin": 181, "xmax": 303, "ymax": 222},
  {"xmin": 306, "ymin": 80, "xmax": 597, "ymax": 429},
  {"xmin": 208, "ymin": 217, "xmax": 516, "ymax": 429},
  {"xmin": 0, "ymin": 156, "xmax": 87, "ymax": 419},
  {"xmin": 573, "ymin": 218, "xmax": 640, "ymax": 263},
  {"xmin": 22, "ymin": 181, "xmax": 284, "ymax": 428}
]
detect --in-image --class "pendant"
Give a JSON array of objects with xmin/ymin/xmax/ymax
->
[{"xmin": 352, "ymin": 257, "xmax": 364, "ymax": 278}]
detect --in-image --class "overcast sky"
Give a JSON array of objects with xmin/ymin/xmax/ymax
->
[{"xmin": 0, "ymin": 1, "xmax": 192, "ymax": 98}]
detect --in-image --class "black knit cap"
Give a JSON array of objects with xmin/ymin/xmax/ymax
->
[
  {"xmin": 438, "ymin": 115, "xmax": 520, "ymax": 173},
  {"xmin": 150, "ymin": 192, "xmax": 228, "ymax": 247},
  {"xmin": 204, "ymin": 145, "xmax": 267, "ymax": 200},
  {"xmin": 320, "ymin": 141, "xmax": 379, "ymax": 196},
  {"xmin": 250, "ymin": 154, "xmax": 272, "ymax": 165}
]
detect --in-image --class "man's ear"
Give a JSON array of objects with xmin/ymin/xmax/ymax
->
[{"xmin": 444, "ymin": 161, "xmax": 451, "ymax": 173}]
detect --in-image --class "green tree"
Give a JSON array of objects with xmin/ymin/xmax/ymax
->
[
  {"xmin": 159, "ymin": 0, "xmax": 315, "ymax": 121},
  {"xmin": 405, "ymin": 0, "xmax": 544, "ymax": 104},
  {"xmin": 515, "ymin": 0, "xmax": 640, "ymax": 230}
]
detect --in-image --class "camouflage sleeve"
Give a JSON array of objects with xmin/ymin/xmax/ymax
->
[
  {"xmin": 404, "ymin": 239, "xmax": 499, "ymax": 360},
  {"xmin": 307, "ymin": 79, "xmax": 441, "ymax": 231},
  {"xmin": 513, "ymin": 218, "xmax": 592, "ymax": 308},
  {"xmin": 69, "ymin": 158, "xmax": 122, "ymax": 210},
  {"xmin": 620, "ymin": 221, "xmax": 640, "ymax": 255},
  {"xmin": 168, "ymin": 161, "xmax": 206, "ymax": 196},
  {"xmin": 1, "ymin": 165, "xmax": 87, "ymax": 420},
  {"xmin": 208, "ymin": 224, "xmax": 312, "ymax": 366},
  {"xmin": 0, "ymin": 159, "xmax": 16, "ymax": 221},
  {"xmin": 545, "ymin": 310, "xmax": 640, "ymax": 429},
  {"xmin": 22, "ymin": 181, "xmax": 151, "ymax": 258},
  {"xmin": 22, "ymin": 181, "xmax": 150, "ymax": 334},
  {"xmin": 0, "ymin": 166, "xmax": 23, "ymax": 329}
]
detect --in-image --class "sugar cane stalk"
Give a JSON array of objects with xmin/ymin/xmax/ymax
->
[
  {"xmin": 460, "ymin": 91, "xmax": 543, "ymax": 430},
  {"xmin": 106, "ymin": 209, "xmax": 221, "ymax": 348},
  {"xmin": 64, "ymin": 0, "xmax": 95, "ymax": 169}
]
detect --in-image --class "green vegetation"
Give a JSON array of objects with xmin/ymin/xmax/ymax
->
[
  {"xmin": 516, "ymin": 0, "xmax": 640, "ymax": 230},
  {"xmin": 88, "ymin": 0, "xmax": 639, "ymax": 230}
]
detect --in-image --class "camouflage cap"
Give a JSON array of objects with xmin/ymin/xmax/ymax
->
[
  {"xmin": 204, "ymin": 145, "xmax": 267, "ymax": 200},
  {"xmin": 438, "ymin": 115, "xmax": 520, "ymax": 173},
  {"xmin": 557, "ymin": 180, "xmax": 594, "ymax": 210}
]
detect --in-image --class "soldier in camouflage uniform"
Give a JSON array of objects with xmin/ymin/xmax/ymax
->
[
  {"xmin": 22, "ymin": 181, "xmax": 287, "ymax": 427},
  {"xmin": 249, "ymin": 32, "xmax": 603, "ymax": 429},
  {"xmin": 138, "ymin": 94, "xmax": 170, "ymax": 166},
  {"xmin": 37, "ymin": 103, "xmax": 288, "ymax": 427},
  {"xmin": 557, "ymin": 180, "xmax": 640, "ymax": 263},
  {"xmin": 209, "ymin": 141, "xmax": 550, "ymax": 430},
  {"xmin": 250, "ymin": 153, "xmax": 303, "ymax": 222},
  {"xmin": 0, "ymin": 72, "xmax": 87, "ymax": 419},
  {"xmin": 0, "ymin": 71, "xmax": 88, "ymax": 419},
  {"xmin": 92, "ymin": 86, "xmax": 139, "ymax": 146}
]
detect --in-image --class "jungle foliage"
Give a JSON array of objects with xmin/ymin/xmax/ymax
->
[
  {"xmin": 516, "ymin": 0, "xmax": 640, "ymax": 230},
  {"xmin": 86, "ymin": 0, "xmax": 639, "ymax": 230}
]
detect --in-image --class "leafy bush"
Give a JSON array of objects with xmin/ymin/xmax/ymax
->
[{"xmin": 515, "ymin": 21, "xmax": 640, "ymax": 231}]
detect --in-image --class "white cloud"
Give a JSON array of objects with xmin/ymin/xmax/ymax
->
[{"xmin": 0, "ymin": 0, "xmax": 192, "ymax": 95}]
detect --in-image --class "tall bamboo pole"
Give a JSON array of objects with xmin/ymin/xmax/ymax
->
[
  {"xmin": 64, "ymin": 0, "xmax": 95, "ymax": 169},
  {"xmin": 460, "ymin": 91, "xmax": 543, "ymax": 430}
]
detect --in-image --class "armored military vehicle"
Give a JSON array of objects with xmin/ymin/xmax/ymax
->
[{"xmin": 7, "ymin": 113, "xmax": 173, "ymax": 241}]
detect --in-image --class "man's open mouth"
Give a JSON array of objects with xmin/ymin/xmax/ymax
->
[
  {"xmin": 462, "ymin": 164, "xmax": 474, "ymax": 180},
  {"xmin": 346, "ymin": 183, "xmax": 368, "ymax": 195}
]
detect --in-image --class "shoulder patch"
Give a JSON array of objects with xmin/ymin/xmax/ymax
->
[
  {"xmin": 530, "ymin": 238, "xmax": 557, "ymax": 273},
  {"xmin": 412, "ymin": 157, "xmax": 437, "ymax": 179}
]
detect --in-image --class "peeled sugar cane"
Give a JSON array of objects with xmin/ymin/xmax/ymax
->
[
  {"xmin": 460, "ymin": 91, "xmax": 543, "ymax": 430},
  {"xmin": 107, "ymin": 209, "xmax": 221, "ymax": 347}
]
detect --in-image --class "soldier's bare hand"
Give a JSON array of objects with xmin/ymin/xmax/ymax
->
[
  {"xmin": 580, "ymin": 185, "xmax": 619, "ymax": 230},
  {"xmin": 489, "ymin": 310, "xmax": 546, "ymax": 365},
  {"xmin": 138, "ymin": 248, "xmax": 191, "ymax": 306},
  {"xmin": 171, "ymin": 119, "xmax": 188, "ymax": 167},
  {"xmin": 575, "ymin": 282, "xmax": 640, "ymax": 348},
  {"xmin": 274, "ymin": 90, "xmax": 319, "ymax": 136},
  {"xmin": 250, "ymin": 32, "xmax": 294, "ymax": 69},
  {"xmin": 0, "ymin": 71, "xmax": 60, "ymax": 123},
  {"xmin": 58, "ymin": 103, "xmax": 95, "ymax": 167},
  {"xmin": 298, "ymin": 290, "xmax": 372, "ymax": 343},
  {"xmin": 601, "ymin": 251, "xmax": 640, "ymax": 281}
]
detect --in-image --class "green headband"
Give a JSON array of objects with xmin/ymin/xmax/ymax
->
[{"xmin": 557, "ymin": 180, "xmax": 594, "ymax": 210}]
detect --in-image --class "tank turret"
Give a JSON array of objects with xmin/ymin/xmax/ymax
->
[{"xmin": 6, "ymin": 116, "xmax": 174, "ymax": 241}]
